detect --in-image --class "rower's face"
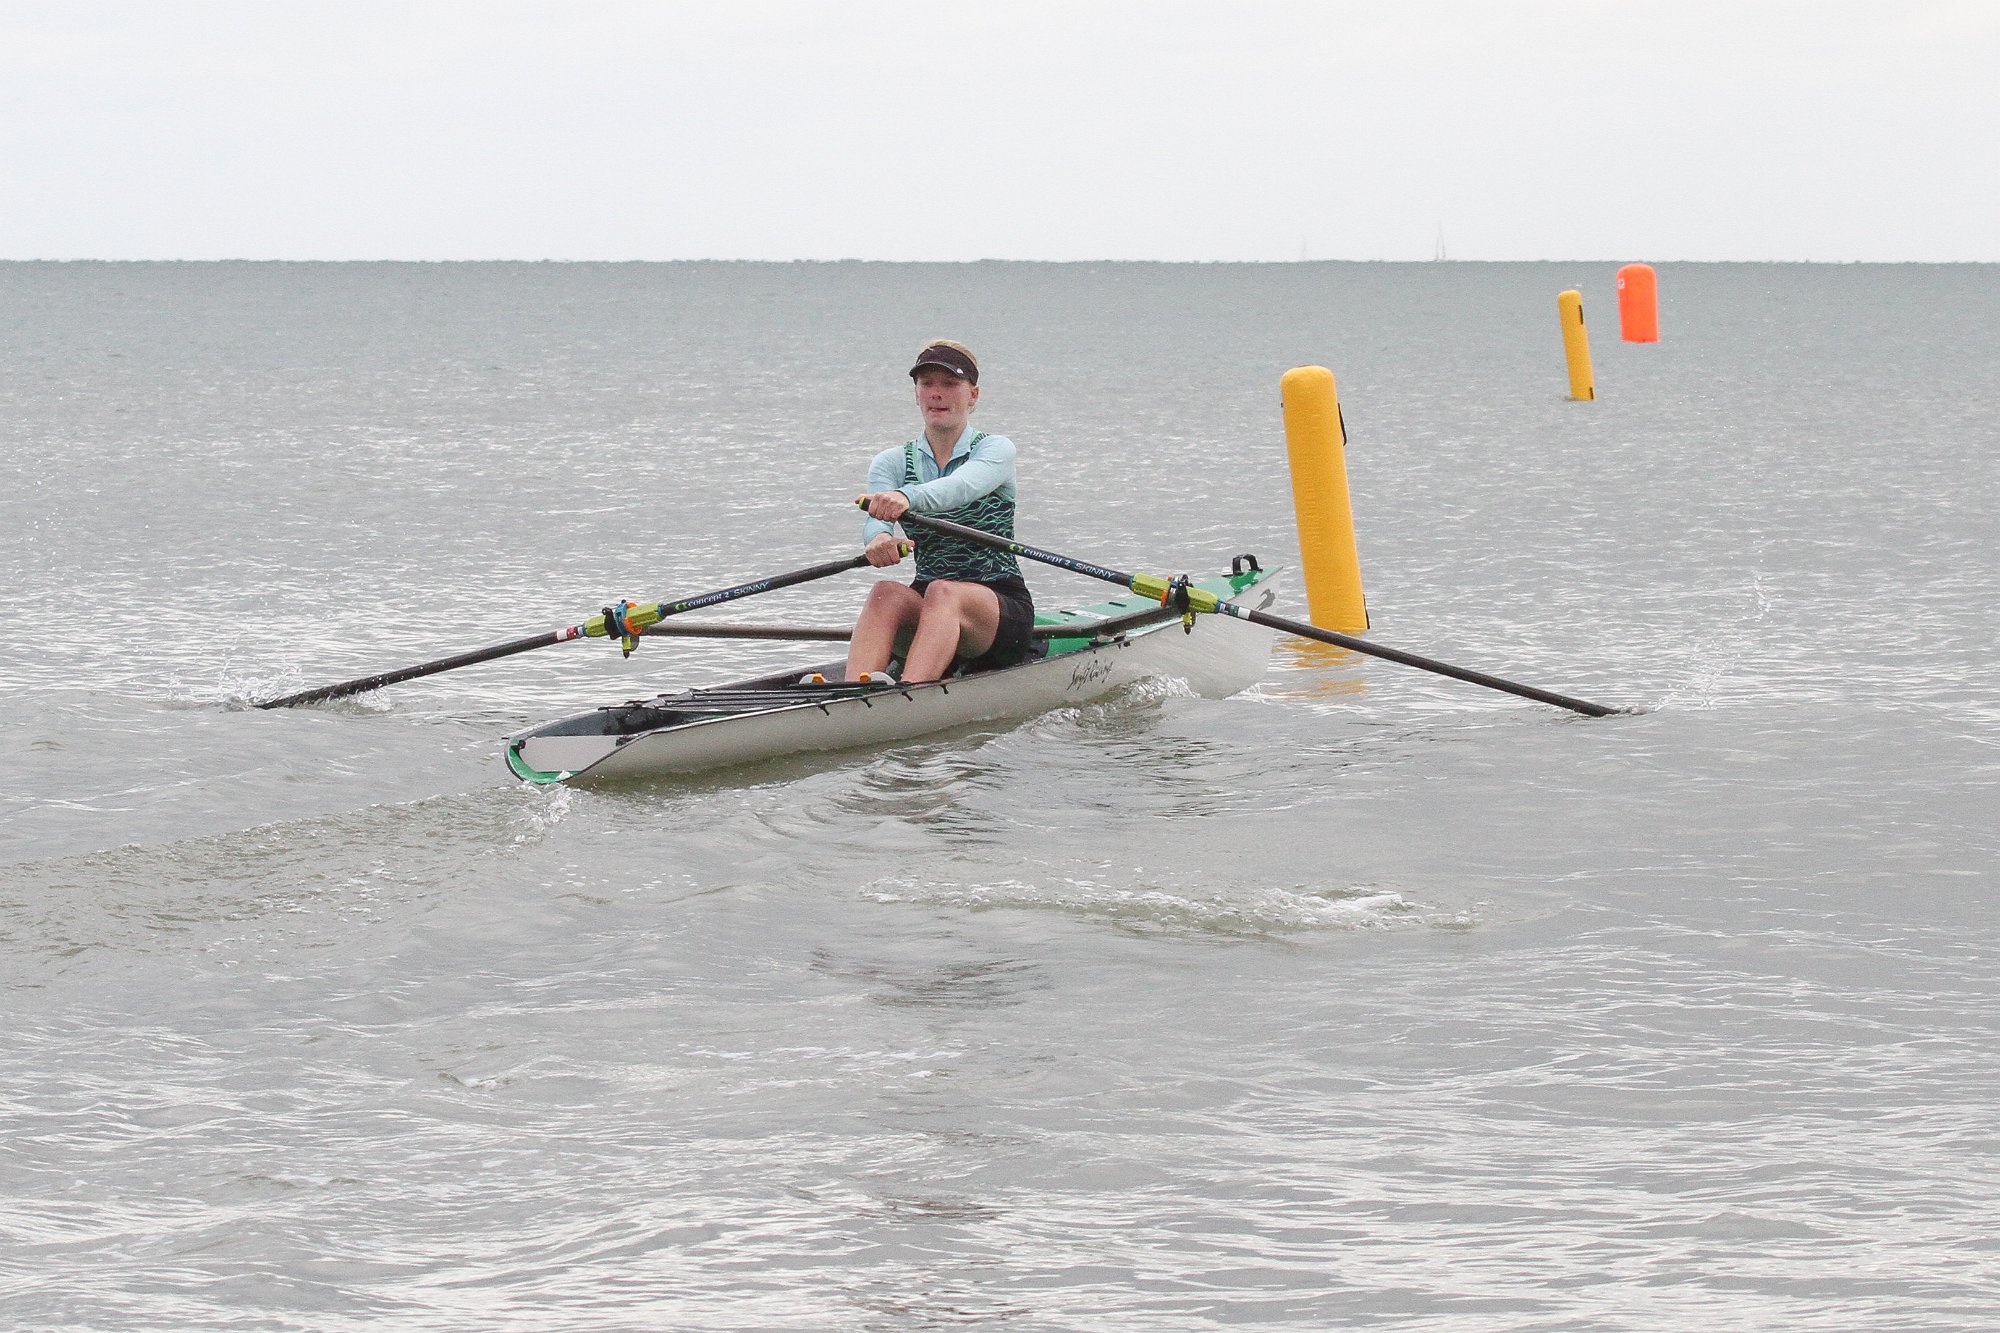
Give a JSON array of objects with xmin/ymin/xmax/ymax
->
[{"xmin": 914, "ymin": 369, "xmax": 977, "ymax": 430}]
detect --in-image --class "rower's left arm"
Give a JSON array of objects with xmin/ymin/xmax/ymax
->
[{"xmin": 901, "ymin": 434, "xmax": 1016, "ymax": 513}]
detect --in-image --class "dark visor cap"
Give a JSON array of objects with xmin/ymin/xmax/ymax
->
[{"xmin": 909, "ymin": 344, "xmax": 978, "ymax": 385}]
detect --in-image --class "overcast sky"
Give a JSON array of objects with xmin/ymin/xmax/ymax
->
[{"xmin": 3, "ymin": 0, "xmax": 1994, "ymax": 262}]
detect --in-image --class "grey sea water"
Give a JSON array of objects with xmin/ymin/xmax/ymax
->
[{"xmin": 2, "ymin": 260, "xmax": 1996, "ymax": 1330}]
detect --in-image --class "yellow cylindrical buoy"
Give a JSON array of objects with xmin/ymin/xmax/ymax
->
[
  {"xmin": 1616, "ymin": 263, "xmax": 1659, "ymax": 342},
  {"xmin": 1280, "ymin": 366, "xmax": 1368, "ymax": 632},
  {"xmin": 1558, "ymin": 289, "xmax": 1595, "ymax": 400}
]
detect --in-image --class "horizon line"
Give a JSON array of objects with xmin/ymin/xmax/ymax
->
[{"xmin": 3, "ymin": 256, "xmax": 1994, "ymax": 266}]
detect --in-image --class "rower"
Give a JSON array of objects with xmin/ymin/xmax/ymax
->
[{"xmin": 842, "ymin": 340, "xmax": 1039, "ymax": 684}]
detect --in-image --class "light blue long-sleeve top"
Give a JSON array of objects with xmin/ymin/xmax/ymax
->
[{"xmin": 860, "ymin": 427, "xmax": 1017, "ymax": 546}]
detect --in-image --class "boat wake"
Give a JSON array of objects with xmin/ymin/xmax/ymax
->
[{"xmin": 864, "ymin": 871, "xmax": 1475, "ymax": 938}]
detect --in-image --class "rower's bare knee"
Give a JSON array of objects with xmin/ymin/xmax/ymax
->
[
  {"xmin": 861, "ymin": 581, "xmax": 924, "ymax": 631},
  {"xmin": 866, "ymin": 581, "xmax": 920, "ymax": 612},
  {"xmin": 920, "ymin": 581, "xmax": 966, "ymax": 612},
  {"xmin": 917, "ymin": 580, "xmax": 999, "ymax": 656}
]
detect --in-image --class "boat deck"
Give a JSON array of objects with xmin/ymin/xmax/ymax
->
[{"xmin": 593, "ymin": 679, "xmax": 893, "ymax": 735}]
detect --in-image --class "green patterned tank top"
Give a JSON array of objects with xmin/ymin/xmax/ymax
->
[{"xmin": 903, "ymin": 435, "xmax": 1023, "ymax": 584}]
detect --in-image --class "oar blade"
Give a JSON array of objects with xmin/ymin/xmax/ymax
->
[
  {"xmin": 1231, "ymin": 604, "xmax": 1618, "ymax": 717},
  {"xmin": 255, "ymin": 630, "xmax": 560, "ymax": 709},
  {"xmin": 882, "ymin": 505, "xmax": 1621, "ymax": 718}
]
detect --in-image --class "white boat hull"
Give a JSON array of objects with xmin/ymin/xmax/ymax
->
[{"xmin": 507, "ymin": 568, "xmax": 1282, "ymax": 785}]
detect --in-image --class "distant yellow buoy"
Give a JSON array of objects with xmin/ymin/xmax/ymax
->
[
  {"xmin": 1616, "ymin": 263, "xmax": 1659, "ymax": 342},
  {"xmin": 1279, "ymin": 366, "xmax": 1368, "ymax": 632},
  {"xmin": 1558, "ymin": 289, "xmax": 1595, "ymax": 400}
]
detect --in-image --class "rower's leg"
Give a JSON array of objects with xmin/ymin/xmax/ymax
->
[
  {"xmin": 845, "ymin": 582, "xmax": 924, "ymax": 681},
  {"xmin": 902, "ymin": 581, "xmax": 1001, "ymax": 683}
]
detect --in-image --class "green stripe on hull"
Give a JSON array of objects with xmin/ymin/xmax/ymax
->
[{"xmin": 505, "ymin": 741, "xmax": 570, "ymax": 786}]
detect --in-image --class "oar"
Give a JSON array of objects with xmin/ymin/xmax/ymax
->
[
  {"xmin": 885, "ymin": 507, "xmax": 1619, "ymax": 718},
  {"xmin": 256, "ymin": 551, "xmax": 883, "ymax": 709},
  {"xmin": 637, "ymin": 623, "xmax": 853, "ymax": 642}
]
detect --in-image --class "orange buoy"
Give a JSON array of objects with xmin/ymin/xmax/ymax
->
[{"xmin": 1616, "ymin": 263, "xmax": 1659, "ymax": 342}]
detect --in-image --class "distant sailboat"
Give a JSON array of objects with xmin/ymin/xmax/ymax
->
[{"xmin": 1432, "ymin": 225, "xmax": 1449, "ymax": 262}]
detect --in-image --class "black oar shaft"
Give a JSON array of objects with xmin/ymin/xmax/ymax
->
[
  {"xmin": 653, "ymin": 555, "xmax": 873, "ymax": 615},
  {"xmin": 1220, "ymin": 604, "xmax": 1615, "ymax": 717},
  {"xmin": 257, "ymin": 552, "xmax": 874, "ymax": 709},
  {"xmin": 893, "ymin": 509, "xmax": 1137, "ymax": 586},
  {"xmin": 889, "ymin": 508, "xmax": 1616, "ymax": 718},
  {"xmin": 255, "ymin": 631, "xmax": 562, "ymax": 709}
]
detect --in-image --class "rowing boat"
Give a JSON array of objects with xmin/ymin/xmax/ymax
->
[{"xmin": 504, "ymin": 558, "xmax": 1283, "ymax": 785}]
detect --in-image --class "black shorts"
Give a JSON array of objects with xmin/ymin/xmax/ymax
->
[{"xmin": 909, "ymin": 574, "xmax": 1040, "ymax": 674}]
